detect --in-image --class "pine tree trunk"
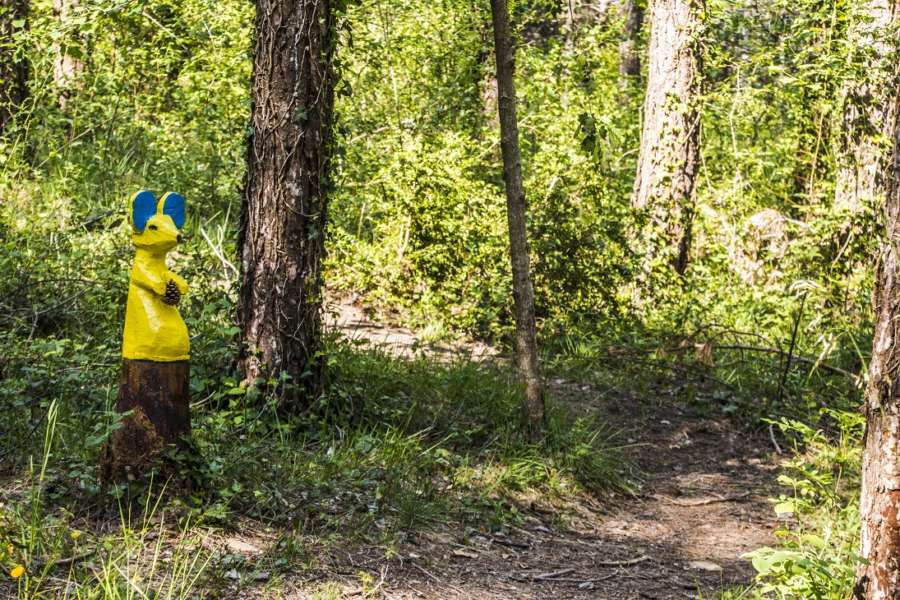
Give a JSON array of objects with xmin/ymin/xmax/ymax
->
[
  {"xmin": 854, "ymin": 3, "xmax": 900, "ymax": 597},
  {"xmin": 619, "ymin": 0, "xmax": 643, "ymax": 77},
  {"xmin": 632, "ymin": 0, "xmax": 703, "ymax": 277},
  {"xmin": 0, "ymin": 0, "xmax": 28, "ymax": 134},
  {"xmin": 53, "ymin": 0, "xmax": 81, "ymax": 109},
  {"xmin": 834, "ymin": 0, "xmax": 898, "ymax": 214},
  {"xmin": 237, "ymin": 0, "xmax": 335, "ymax": 405},
  {"xmin": 490, "ymin": 0, "xmax": 545, "ymax": 437}
]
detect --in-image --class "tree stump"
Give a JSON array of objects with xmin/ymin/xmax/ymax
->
[{"xmin": 102, "ymin": 359, "xmax": 190, "ymax": 481}]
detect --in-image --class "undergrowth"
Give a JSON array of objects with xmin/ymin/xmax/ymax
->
[
  {"xmin": 722, "ymin": 409, "xmax": 863, "ymax": 599},
  {"xmin": 0, "ymin": 337, "xmax": 631, "ymax": 598}
]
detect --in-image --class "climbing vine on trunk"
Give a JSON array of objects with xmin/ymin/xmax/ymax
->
[
  {"xmin": 632, "ymin": 0, "xmax": 703, "ymax": 279},
  {"xmin": 238, "ymin": 0, "xmax": 337, "ymax": 405}
]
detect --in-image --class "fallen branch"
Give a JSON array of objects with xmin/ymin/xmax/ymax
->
[
  {"xmin": 595, "ymin": 555, "xmax": 651, "ymax": 567},
  {"xmin": 50, "ymin": 551, "xmax": 96, "ymax": 567},
  {"xmin": 536, "ymin": 572, "xmax": 618, "ymax": 585},
  {"xmin": 489, "ymin": 536, "xmax": 530, "ymax": 549},
  {"xmin": 30, "ymin": 549, "xmax": 97, "ymax": 572},
  {"xmin": 713, "ymin": 345, "xmax": 856, "ymax": 379},
  {"xmin": 653, "ymin": 492, "xmax": 751, "ymax": 507},
  {"xmin": 410, "ymin": 562, "xmax": 467, "ymax": 597},
  {"xmin": 516, "ymin": 557, "xmax": 650, "ymax": 583},
  {"xmin": 528, "ymin": 571, "xmax": 621, "ymax": 585},
  {"xmin": 533, "ymin": 568, "xmax": 575, "ymax": 580},
  {"xmin": 769, "ymin": 422, "xmax": 783, "ymax": 455},
  {"xmin": 609, "ymin": 341, "xmax": 856, "ymax": 380}
]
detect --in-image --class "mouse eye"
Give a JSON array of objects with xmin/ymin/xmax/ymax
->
[{"xmin": 148, "ymin": 224, "xmax": 158, "ymax": 231}]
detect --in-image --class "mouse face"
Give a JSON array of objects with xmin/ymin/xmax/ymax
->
[
  {"xmin": 130, "ymin": 190, "xmax": 185, "ymax": 251},
  {"xmin": 134, "ymin": 212, "xmax": 181, "ymax": 250}
]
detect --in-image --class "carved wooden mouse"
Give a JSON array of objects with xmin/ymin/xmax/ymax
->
[{"xmin": 122, "ymin": 190, "xmax": 189, "ymax": 362}]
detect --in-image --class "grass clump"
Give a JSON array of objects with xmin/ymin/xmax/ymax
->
[
  {"xmin": 190, "ymin": 339, "xmax": 633, "ymax": 532},
  {"xmin": 0, "ymin": 407, "xmax": 211, "ymax": 600}
]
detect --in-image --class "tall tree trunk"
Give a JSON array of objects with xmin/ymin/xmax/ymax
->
[
  {"xmin": 0, "ymin": 0, "xmax": 28, "ymax": 134},
  {"xmin": 853, "ymin": 3, "xmax": 900, "ymax": 598},
  {"xmin": 53, "ymin": 0, "xmax": 81, "ymax": 109},
  {"xmin": 834, "ymin": 0, "xmax": 898, "ymax": 214},
  {"xmin": 619, "ymin": 0, "xmax": 643, "ymax": 77},
  {"xmin": 489, "ymin": 0, "xmax": 544, "ymax": 437},
  {"xmin": 632, "ymin": 0, "xmax": 703, "ymax": 277},
  {"xmin": 237, "ymin": 0, "xmax": 335, "ymax": 405}
]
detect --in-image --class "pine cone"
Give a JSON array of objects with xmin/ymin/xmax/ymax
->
[{"xmin": 163, "ymin": 280, "xmax": 181, "ymax": 306}]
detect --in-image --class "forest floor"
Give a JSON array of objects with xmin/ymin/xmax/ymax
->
[
  {"xmin": 263, "ymin": 298, "xmax": 781, "ymax": 599},
  {"xmin": 0, "ymin": 300, "xmax": 781, "ymax": 600}
]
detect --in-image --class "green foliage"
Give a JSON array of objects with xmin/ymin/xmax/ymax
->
[
  {"xmin": 190, "ymin": 339, "xmax": 630, "ymax": 530},
  {"xmin": 324, "ymin": 0, "xmax": 876, "ymax": 439},
  {"xmin": 0, "ymin": 335, "xmax": 629, "ymax": 597},
  {"xmin": 329, "ymin": 0, "xmax": 639, "ymax": 335},
  {"xmin": 0, "ymin": 0, "xmax": 889, "ymax": 596},
  {"xmin": 1, "ymin": 0, "xmax": 251, "ymax": 217},
  {"xmin": 741, "ymin": 410, "xmax": 863, "ymax": 598}
]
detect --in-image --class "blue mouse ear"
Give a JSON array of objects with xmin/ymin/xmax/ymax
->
[
  {"xmin": 131, "ymin": 190, "xmax": 157, "ymax": 232},
  {"xmin": 159, "ymin": 192, "xmax": 186, "ymax": 229}
]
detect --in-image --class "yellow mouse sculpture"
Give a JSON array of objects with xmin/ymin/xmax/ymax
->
[{"xmin": 122, "ymin": 190, "xmax": 190, "ymax": 362}]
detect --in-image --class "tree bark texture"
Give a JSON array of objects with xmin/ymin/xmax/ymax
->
[
  {"xmin": 854, "ymin": 4, "xmax": 900, "ymax": 598},
  {"xmin": 835, "ymin": 0, "xmax": 898, "ymax": 214},
  {"xmin": 619, "ymin": 0, "xmax": 643, "ymax": 77},
  {"xmin": 0, "ymin": 0, "xmax": 28, "ymax": 134},
  {"xmin": 238, "ymin": 0, "xmax": 335, "ymax": 404},
  {"xmin": 490, "ymin": 0, "xmax": 545, "ymax": 436},
  {"xmin": 53, "ymin": 0, "xmax": 81, "ymax": 108},
  {"xmin": 632, "ymin": 0, "xmax": 702, "ymax": 277},
  {"xmin": 103, "ymin": 359, "xmax": 190, "ymax": 481}
]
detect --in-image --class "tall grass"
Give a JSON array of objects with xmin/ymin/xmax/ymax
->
[{"xmin": 1, "ymin": 403, "xmax": 211, "ymax": 599}]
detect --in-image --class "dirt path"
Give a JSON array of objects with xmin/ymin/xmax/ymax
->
[{"xmin": 312, "ymin": 298, "xmax": 780, "ymax": 599}]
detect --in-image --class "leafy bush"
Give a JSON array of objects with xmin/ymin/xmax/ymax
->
[
  {"xmin": 328, "ymin": 0, "xmax": 639, "ymax": 336},
  {"xmin": 742, "ymin": 410, "xmax": 863, "ymax": 599}
]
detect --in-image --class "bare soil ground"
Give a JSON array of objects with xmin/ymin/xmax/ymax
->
[{"xmin": 291, "ymin": 299, "xmax": 781, "ymax": 599}]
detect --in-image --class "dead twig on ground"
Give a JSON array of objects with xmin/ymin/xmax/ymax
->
[
  {"xmin": 519, "ymin": 571, "xmax": 620, "ymax": 585},
  {"xmin": 769, "ymin": 422, "xmax": 783, "ymax": 455},
  {"xmin": 608, "ymin": 338, "xmax": 855, "ymax": 381},
  {"xmin": 595, "ymin": 555, "xmax": 651, "ymax": 567},
  {"xmin": 48, "ymin": 550, "xmax": 97, "ymax": 568},
  {"xmin": 410, "ymin": 562, "xmax": 468, "ymax": 597},
  {"xmin": 533, "ymin": 568, "xmax": 575, "ymax": 580},
  {"xmin": 489, "ymin": 535, "xmax": 530, "ymax": 549},
  {"xmin": 652, "ymin": 492, "xmax": 751, "ymax": 507},
  {"xmin": 539, "ymin": 572, "xmax": 619, "ymax": 585}
]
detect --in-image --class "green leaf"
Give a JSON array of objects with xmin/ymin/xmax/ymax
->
[{"xmin": 774, "ymin": 500, "xmax": 796, "ymax": 515}]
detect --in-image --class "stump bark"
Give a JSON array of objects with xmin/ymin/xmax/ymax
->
[{"xmin": 102, "ymin": 359, "xmax": 190, "ymax": 481}]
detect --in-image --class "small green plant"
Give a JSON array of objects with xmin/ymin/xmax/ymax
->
[{"xmin": 742, "ymin": 410, "xmax": 863, "ymax": 599}]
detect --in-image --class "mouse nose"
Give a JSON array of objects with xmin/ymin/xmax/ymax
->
[{"xmin": 176, "ymin": 234, "xmax": 183, "ymax": 243}]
